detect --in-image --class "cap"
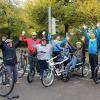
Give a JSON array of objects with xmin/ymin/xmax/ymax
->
[
  {"xmin": 31, "ymin": 32, "xmax": 37, "ymax": 36},
  {"xmin": 76, "ymin": 41, "xmax": 82, "ymax": 45},
  {"xmin": 5, "ymin": 39, "xmax": 12, "ymax": 43}
]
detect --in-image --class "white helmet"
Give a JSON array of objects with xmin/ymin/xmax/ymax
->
[{"xmin": 5, "ymin": 39, "xmax": 13, "ymax": 43}]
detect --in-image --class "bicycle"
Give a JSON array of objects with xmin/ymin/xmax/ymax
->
[
  {"xmin": 27, "ymin": 57, "xmax": 40, "ymax": 83},
  {"xmin": 17, "ymin": 49, "xmax": 28, "ymax": 78},
  {"xmin": 93, "ymin": 64, "xmax": 100, "ymax": 84},
  {"xmin": 40, "ymin": 53, "xmax": 70, "ymax": 87},
  {"xmin": 0, "ymin": 57, "xmax": 14, "ymax": 97},
  {"xmin": 41, "ymin": 54, "xmax": 89, "ymax": 87}
]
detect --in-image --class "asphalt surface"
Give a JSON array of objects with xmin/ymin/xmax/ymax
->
[
  {"xmin": 0, "ymin": 75, "xmax": 100, "ymax": 100},
  {"xmin": 0, "ymin": 51, "xmax": 100, "ymax": 100}
]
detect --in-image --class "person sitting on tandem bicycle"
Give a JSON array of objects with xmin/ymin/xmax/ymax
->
[{"xmin": 57, "ymin": 41, "xmax": 89, "ymax": 81}]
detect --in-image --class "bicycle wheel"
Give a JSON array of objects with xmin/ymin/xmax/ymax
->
[
  {"xmin": 0, "ymin": 66, "xmax": 14, "ymax": 97},
  {"xmin": 82, "ymin": 63, "xmax": 89, "ymax": 77},
  {"xmin": 41, "ymin": 69, "xmax": 54, "ymax": 87},
  {"xmin": 27, "ymin": 68, "xmax": 35, "ymax": 83},
  {"xmin": 93, "ymin": 64, "xmax": 100, "ymax": 84},
  {"xmin": 17, "ymin": 60, "xmax": 27, "ymax": 78}
]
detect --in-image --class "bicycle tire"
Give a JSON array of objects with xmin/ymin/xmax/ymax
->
[
  {"xmin": 27, "ymin": 68, "xmax": 35, "ymax": 83},
  {"xmin": 41, "ymin": 69, "xmax": 54, "ymax": 87},
  {"xmin": 17, "ymin": 60, "xmax": 27, "ymax": 78},
  {"xmin": 82, "ymin": 63, "xmax": 89, "ymax": 77},
  {"xmin": 93, "ymin": 64, "xmax": 100, "ymax": 84},
  {"xmin": 0, "ymin": 67, "xmax": 14, "ymax": 97}
]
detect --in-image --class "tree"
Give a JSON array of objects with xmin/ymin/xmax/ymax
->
[
  {"xmin": 0, "ymin": 0, "xmax": 27, "ymax": 38},
  {"xmin": 24, "ymin": 0, "xmax": 100, "ymax": 34}
]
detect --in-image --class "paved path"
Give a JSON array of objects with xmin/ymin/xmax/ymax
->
[{"xmin": 0, "ymin": 76, "xmax": 100, "ymax": 100}]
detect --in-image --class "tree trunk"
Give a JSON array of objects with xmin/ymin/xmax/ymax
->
[
  {"xmin": 64, "ymin": 0, "xmax": 69, "ymax": 34},
  {"xmin": 8, "ymin": 30, "xmax": 11, "ymax": 38},
  {"xmin": 64, "ymin": 24, "xmax": 69, "ymax": 34}
]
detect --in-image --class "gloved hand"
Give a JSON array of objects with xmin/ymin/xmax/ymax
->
[
  {"xmin": 22, "ymin": 30, "xmax": 25, "ymax": 35},
  {"xmin": 83, "ymin": 24, "xmax": 87, "ymax": 29},
  {"xmin": 2, "ymin": 36, "xmax": 6, "ymax": 42}
]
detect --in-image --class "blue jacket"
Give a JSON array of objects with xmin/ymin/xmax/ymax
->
[
  {"xmin": 53, "ymin": 39, "xmax": 67, "ymax": 52},
  {"xmin": 84, "ymin": 28, "xmax": 100, "ymax": 54},
  {"xmin": 56, "ymin": 43, "xmax": 72, "ymax": 61},
  {"xmin": 0, "ymin": 40, "xmax": 21, "ymax": 65},
  {"xmin": 47, "ymin": 34, "xmax": 67, "ymax": 52},
  {"xmin": 96, "ymin": 27, "xmax": 100, "ymax": 41}
]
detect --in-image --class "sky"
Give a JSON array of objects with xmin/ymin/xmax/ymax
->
[{"xmin": 12, "ymin": 0, "xmax": 26, "ymax": 7}]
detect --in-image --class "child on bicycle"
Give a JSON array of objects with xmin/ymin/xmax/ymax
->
[
  {"xmin": 65, "ymin": 41, "xmax": 83, "ymax": 80},
  {"xmin": 56, "ymin": 38, "xmax": 72, "ymax": 63}
]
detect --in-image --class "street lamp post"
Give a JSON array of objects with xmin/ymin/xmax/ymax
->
[{"xmin": 48, "ymin": 7, "xmax": 52, "ymax": 34}]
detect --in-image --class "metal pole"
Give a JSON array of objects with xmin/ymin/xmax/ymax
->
[{"xmin": 48, "ymin": 7, "xmax": 52, "ymax": 34}]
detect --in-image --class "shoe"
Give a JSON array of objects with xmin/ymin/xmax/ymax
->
[
  {"xmin": 63, "ymin": 76, "xmax": 69, "ymax": 82},
  {"xmin": 40, "ymin": 76, "xmax": 42, "ymax": 80},
  {"xmin": 15, "ymin": 80, "xmax": 21, "ymax": 84},
  {"xmin": 6, "ymin": 84, "xmax": 10, "ymax": 87},
  {"xmin": 62, "ymin": 73, "xmax": 69, "ymax": 82}
]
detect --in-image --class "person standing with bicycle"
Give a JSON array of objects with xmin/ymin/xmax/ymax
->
[
  {"xmin": 0, "ymin": 37, "xmax": 21, "ymax": 83},
  {"xmin": 32, "ymin": 33, "xmax": 68, "ymax": 77},
  {"xmin": 32, "ymin": 37, "xmax": 53, "ymax": 77},
  {"xmin": 20, "ymin": 31, "xmax": 43, "ymax": 74}
]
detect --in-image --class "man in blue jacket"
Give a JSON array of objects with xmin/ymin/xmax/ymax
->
[
  {"xmin": 83, "ymin": 23, "xmax": 100, "ymax": 78},
  {"xmin": 0, "ymin": 38, "xmax": 21, "ymax": 83}
]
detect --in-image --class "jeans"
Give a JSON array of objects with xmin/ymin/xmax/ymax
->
[
  {"xmin": 65, "ymin": 56, "xmax": 81, "ymax": 76},
  {"xmin": 28, "ymin": 54, "xmax": 39, "ymax": 73},
  {"xmin": 5, "ymin": 64, "xmax": 17, "ymax": 83}
]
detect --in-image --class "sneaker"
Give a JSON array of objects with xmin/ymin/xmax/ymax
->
[
  {"xmin": 15, "ymin": 80, "xmax": 21, "ymax": 84},
  {"xmin": 6, "ymin": 84, "xmax": 10, "ymax": 87},
  {"xmin": 40, "ymin": 76, "xmax": 42, "ymax": 80},
  {"xmin": 62, "ymin": 74, "xmax": 69, "ymax": 82}
]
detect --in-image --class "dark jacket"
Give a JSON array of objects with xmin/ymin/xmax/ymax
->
[{"xmin": 0, "ymin": 40, "xmax": 21, "ymax": 65}]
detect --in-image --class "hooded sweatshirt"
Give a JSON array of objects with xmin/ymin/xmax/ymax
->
[{"xmin": 83, "ymin": 28, "xmax": 100, "ymax": 55}]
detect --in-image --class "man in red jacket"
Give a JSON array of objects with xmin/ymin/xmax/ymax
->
[{"xmin": 21, "ymin": 31, "xmax": 41, "ymax": 73}]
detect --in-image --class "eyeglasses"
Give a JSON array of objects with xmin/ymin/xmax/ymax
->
[{"xmin": 7, "ymin": 42, "xmax": 12, "ymax": 44}]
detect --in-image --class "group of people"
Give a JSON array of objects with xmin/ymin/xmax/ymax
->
[{"xmin": 0, "ymin": 22, "xmax": 100, "ymax": 83}]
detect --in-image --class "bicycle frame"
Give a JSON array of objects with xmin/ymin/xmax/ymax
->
[{"xmin": 47, "ymin": 55, "xmax": 69, "ymax": 76}]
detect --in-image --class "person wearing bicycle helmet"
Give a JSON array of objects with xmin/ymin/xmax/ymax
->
[
  {"xmin": 0, "ymin": 37, "xmax": 21, "ymax": 83},
  {"xmin": 65, "ymin": 41, "xmax": 83, "ymax": 80},
  {"xmin": 32, "ymin": 36, "xmax": 52, "ymax": 77},
  {"xmin": 20, "ymin": 31, "xmax": 43, "ymax": 74},
  {"xmin": 56, "ymin": 36, "xmax": 71, "ymax": 62}
]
